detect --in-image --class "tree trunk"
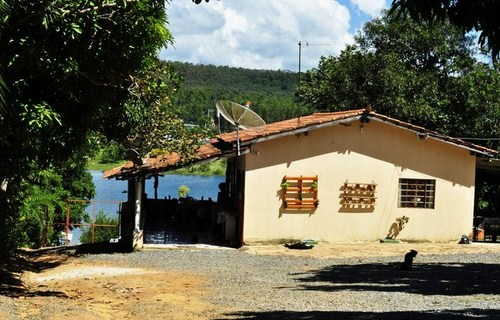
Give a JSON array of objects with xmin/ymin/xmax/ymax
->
[{"xmin": 40, "ymin": 206, "xmax": 49, "ymax": 247}]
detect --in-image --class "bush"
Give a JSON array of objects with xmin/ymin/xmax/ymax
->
[
  {"xmin": 178, "ymin": 185, "xmax": 190, "ymax": 198},
  {"xmin": 80, "ymin": 211, "xmax": 118, "ymax": 244},
  {"xmin": 173, "ymin": 159, "xmax": 227, "ymax": 176},
  {"xmin": 99, "ymin": 143, "xmax": 125, "ymax": 163}
]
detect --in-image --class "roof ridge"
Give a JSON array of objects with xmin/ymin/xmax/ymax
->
[
  {"xmin": 311, "ymin": 109, "xmax": 366, "ymax": 116},
  {"xmin": 369, "ymin": 112, "xmax": 498, "ymax": 155}
]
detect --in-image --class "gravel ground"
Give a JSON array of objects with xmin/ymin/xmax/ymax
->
[
  {"xmin": 81, "ymin": 249, "xmax": 500, "ymax": 319},
  {"xmin": 0, "ymin": 296, "xmax": 19, "ymax": 320},
  {"xmin": 31, "ymin": 266, "xmax": 150, "ymax": 282}
]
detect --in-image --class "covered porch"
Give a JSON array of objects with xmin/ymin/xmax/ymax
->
[{"xmin": 104, "ymin": 144, "xmax": 246, "ymax": 251}]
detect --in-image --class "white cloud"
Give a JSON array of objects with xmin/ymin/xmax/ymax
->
[
  {"xmin": 161, "ymin": 0, "xmax": 354, "ymax": 71},
  {"xmin": 349, "ymin": 0, "xmax": 387, "ymax": 17}
]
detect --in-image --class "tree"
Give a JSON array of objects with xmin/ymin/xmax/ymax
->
[
  {"xmin": 98, "ymin": 142, "xmax": 126, "ymax": 164},
  {"xmin": 169, "ymin": 61, "xmax": 309, "ymax": 126},
  {"xmin": 297, "ymin": 12, "xmax": 499, "ymax": 218},
  {"xmin": 297, "ymin": 13, "xmax": 500, "ymax": 148},
  {"xmin": 17, "ymin": 164, "xmax": 94, "ymax": 248},
  {"xmin": 18, "ymin": 170, "xmax": 69, "ymax": 248},
  {"xmin": 121, "ymin": 60, "xmax": 212, "ymax": 159},
  {"xmin": 390, "ymin": 0, "xmax": 500, "ymax": 63},
  {"xmin": 0, "ymin": 0, "xmax": 172, "ymax": 258}
]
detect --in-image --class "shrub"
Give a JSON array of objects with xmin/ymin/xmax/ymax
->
[
  {"xmin": 99, "ymin": 143, "xmax": 125, "ymax": 163},
  {"xmin": 178, "ymin": 185, "xmax": 190, "ymax": 198}
]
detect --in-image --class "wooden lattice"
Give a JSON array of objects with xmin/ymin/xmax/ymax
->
[
  {"xmin": 282, "ymin": 176, "xmax": 318, "ymax": 210},
  {"xmin": 340, "ymin": 182, "xmax": 376, "ymax": 208}
]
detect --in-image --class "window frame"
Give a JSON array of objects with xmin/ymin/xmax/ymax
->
[{"xmin": 398, "ymin": 178, "xmax": 436, "ymax": 209}]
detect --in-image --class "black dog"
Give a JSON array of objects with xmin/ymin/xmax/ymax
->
[{"xmin": 400, "ymin": 249, "xmax": 418, "ymax": 270}]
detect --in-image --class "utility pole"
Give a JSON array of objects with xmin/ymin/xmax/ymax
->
[
  {"xmin": 298, "ymin": 41, "xmax": 335, "ymax": 87},
  {"xmin": 298, "ymin": 40, "xmax": 302, "ymax": 86}
]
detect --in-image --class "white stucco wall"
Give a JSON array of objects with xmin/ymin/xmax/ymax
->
[{"xmin": 243, "ymin": 120, "xmax": 476, "ymax": 243}]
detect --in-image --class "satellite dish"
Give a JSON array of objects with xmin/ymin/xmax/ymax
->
[
  {"xmin": 216, "ymin": 100, "xmax": 266, "ymax": 155},
  {"xmin": 216, "ymin": 100, "xmax": 266, "ymax": 129}
]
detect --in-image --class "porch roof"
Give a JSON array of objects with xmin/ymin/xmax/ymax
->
[{"xmin": 103, "ymin": 143, "xmax": 225, "ymax": 180}]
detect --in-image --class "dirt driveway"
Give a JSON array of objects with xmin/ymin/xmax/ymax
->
[
  {"xmin": 2, "ymin": 251, "xmax": 218, "ymax": 320},
  {"xmin": 2, "ymin": 242, "xmax": 500, "ymax": 319}
]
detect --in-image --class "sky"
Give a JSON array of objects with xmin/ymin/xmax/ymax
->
[{"xmin": 160, "ymin": 0, "xmax": 391, "ymax": 72}]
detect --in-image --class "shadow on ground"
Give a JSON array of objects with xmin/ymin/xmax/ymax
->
[
  {"xmin": 218, "ymin": 309, "xmax": 500, "ymax": 320},
  {"xmin": 0, "ymin": 242, "xmax": 126, "ymax": 298},
  {"xmin": 292, "ymin": 262, "xmax": 500, "ymax": 295},
  {"xmin": 74, "ymin": 242, "xmax": 125, "ymax": 254},
  {"xmin": 0, "ymin": 248, "xmax": 68, "ymax": 298}
]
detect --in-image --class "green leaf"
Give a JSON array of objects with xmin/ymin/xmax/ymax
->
[{"xmin": 70, "ymin": 22, "xmax": 82, "ymax": 34}]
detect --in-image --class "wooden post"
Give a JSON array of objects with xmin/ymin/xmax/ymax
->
[
  {"xmin": 133, "ymin": 177, "xmax": 144, "ymax": 249},
  {"xmin": 134, "ymin": 177, "xmax": 143, "ymax": 231},
  {"xmin": 154, "ymin": 175, "xmax": 159, "ymax": 199},
  {"xmin": 91, "ymin": 223, "xmax": 95, "ymax": 243}
]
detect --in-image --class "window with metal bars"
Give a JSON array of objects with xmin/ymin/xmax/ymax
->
[{"xmin": 398, "ymin": 178, "xmax": 435, "ymax": 209}]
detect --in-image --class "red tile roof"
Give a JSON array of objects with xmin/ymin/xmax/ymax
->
[
  {"xmin": 103, "ymin": 143, "xmax": 223, "ymax": 179},
  {"xmin": 104, "ymin": 108, "xmax": 497, "ymax": 179},
  {"xmin": 213, "ymin": 109, "xmax": 497, "ymax": 157},
  {"xmin": 214, "ymin": 109, "xmax": 366, "ymax": 144}
]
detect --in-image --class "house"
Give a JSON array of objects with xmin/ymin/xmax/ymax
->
[{"xmin": 104, "ymin": 108, "xmax": 498, "ymax": 250}]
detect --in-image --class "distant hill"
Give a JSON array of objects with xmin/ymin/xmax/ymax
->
[
  {"xmin": 167, "ymin": 61, "xmax": 311, "ymax": 126},
  {"xmin": 170, "ymin": 61, "xmax": 298, "ymax": 94}
]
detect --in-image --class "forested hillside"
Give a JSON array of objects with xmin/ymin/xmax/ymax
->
[{"xmin": 167, "ymin": 61, "xmax": 311, "ymax": 126}]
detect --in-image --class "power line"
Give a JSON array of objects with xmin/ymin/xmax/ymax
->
[{"xmin": 302, "ymin": 42, "xmax": 337, "ymax": 47}]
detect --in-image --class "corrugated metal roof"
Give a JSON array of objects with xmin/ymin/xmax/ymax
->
[{"xmin": 104, "ymin": 108, "xmax": 498, "ymax": 179}]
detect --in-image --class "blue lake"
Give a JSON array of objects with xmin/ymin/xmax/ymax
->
[
  {"xmin": 72, "ymin": 170, "xmax": 224, "ymax": 243},
  {"xmin": 87, "ymin": 170, "xmax": 225, "ymax": 217}
]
